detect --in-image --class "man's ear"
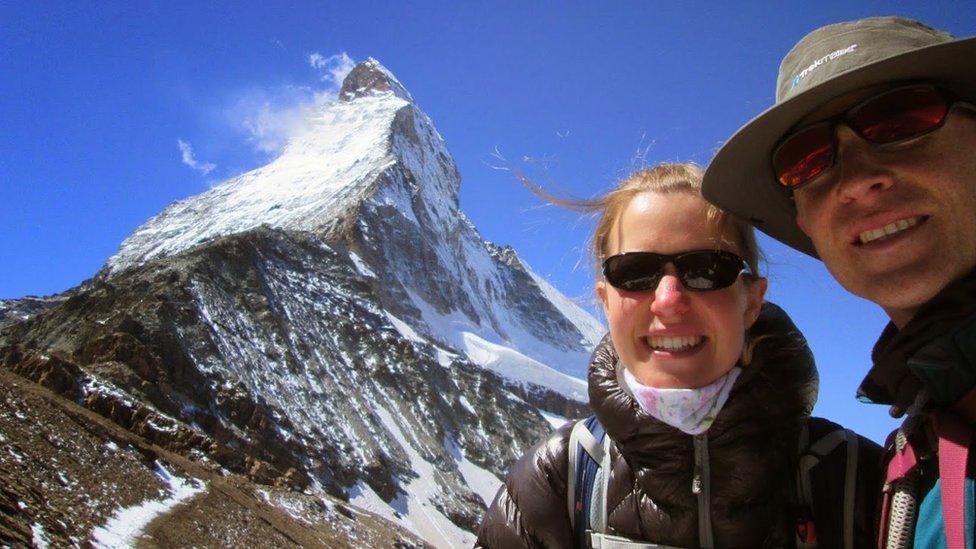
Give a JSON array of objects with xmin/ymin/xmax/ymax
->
[{"xmin": 743, "ymin": 277, "xmax": 768, "ymax": 328}]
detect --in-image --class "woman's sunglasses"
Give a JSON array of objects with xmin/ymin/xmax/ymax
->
[
  {"xmin": 601, "ymin": 250, "xmax": 752, "ymax": 292},
  {"xmin": 772, "ymin": 84, "xmax": 974, "ymax": 189}
]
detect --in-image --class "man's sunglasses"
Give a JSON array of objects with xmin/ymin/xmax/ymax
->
[
  {"xmin": 772, "ymin": 84, "xmax": 974, "ymax": 189},
  {"xmin": 601, "ymin": 250, "xmax": 752, "ymax": 292}
]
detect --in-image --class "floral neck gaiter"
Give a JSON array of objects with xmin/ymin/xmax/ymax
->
[{"xmin": 622, "ymin": 365, "xmax": 741, "ymax": 435}]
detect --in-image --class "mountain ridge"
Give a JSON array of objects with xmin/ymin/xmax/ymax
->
[{"xmin": 1, "ymin": 58, "xmax": 603, "ymax": 547}]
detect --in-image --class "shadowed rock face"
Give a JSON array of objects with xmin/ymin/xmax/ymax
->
[
  {"xmin": 2, "ymin": 227, "xmax": 571, "ymax": 535},
  {"xmin": 1, "ymin": 58, "xmax": 598, "ymax": 546},
  {"xmin": 0, "ymin": 296, "xmax": 65, "ymax": 330},
  {"xmin": 340, "ymin": 58, "xmax": 414, "ymax": 102}
]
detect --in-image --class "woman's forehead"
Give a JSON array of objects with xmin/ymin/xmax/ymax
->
[{"xmin": 609, "ymin": 192, "xmax": 730, "ymax": 253}]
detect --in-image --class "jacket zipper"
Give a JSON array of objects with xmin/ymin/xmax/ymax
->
[{"xmin": 693, "ymin": 434, "xmax": 714, "ymax": 549}]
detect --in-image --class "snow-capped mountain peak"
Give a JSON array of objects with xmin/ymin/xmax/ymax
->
[
  {"xmin": 340, "ymin": 57, "xmax": 414, "ymax": 103},
  {"xmin": 103, "ymin": 60, "xmax": 447, "ymax": 277}
]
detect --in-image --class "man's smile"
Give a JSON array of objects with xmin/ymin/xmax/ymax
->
[{"xmin": 853, "ymin": 215, "xmax": 927, "ymax": 246}]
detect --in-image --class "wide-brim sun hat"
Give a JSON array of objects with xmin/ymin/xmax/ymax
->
[{"xmin": 702, "ymin": 16, "xmax": 976, "ymax": 257}]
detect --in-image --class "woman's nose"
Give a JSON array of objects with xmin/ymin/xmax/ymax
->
[{"xmin": 649, "ymin": 266, "xmax": 690, "ymax": 318}]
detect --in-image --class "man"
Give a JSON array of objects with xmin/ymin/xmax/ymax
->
[{"xmin": 702, "ymin": 16, "xmax": 976, "ymax": 548}]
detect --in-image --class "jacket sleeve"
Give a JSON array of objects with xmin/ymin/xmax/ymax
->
[
  {"xmin": 805, "ymin": 417, "xmax": 885, "ymax": 548},
  {"xmin": 475, "ymin": 421, "xmax": 575, "ymax": 549}
]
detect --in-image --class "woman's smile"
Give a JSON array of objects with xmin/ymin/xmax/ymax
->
[{"xmin": 644, "ymin": 334, "xmax": 707, "ymax": 354}]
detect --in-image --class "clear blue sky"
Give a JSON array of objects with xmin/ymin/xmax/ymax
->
[{"xmin": 3, "ymin": 2, "xmax": 974, "ymax": 442}]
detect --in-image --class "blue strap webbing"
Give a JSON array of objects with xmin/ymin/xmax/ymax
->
[{"xmin": 575, "ymin": 416, "xmax": 607, "ymax": 549}]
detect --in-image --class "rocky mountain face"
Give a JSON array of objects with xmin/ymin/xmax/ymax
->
[
  {"xmin": 0, "ymin": 297, "xmax": 65, "ymax": 330},
  {"xmin": 0, "ymin": 59, "xmax": 603, "ymax": 547}
]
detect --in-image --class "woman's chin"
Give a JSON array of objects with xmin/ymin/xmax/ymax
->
[{"xmin": 630, "ymin": 355, "xmax": 738, "ymax": 390}]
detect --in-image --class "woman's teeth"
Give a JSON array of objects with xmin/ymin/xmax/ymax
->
[
  {"xmin": 647, "ymin": 336, "xmax": 703, "ymax": 351},
  {"xmin": 858, "ymin": 217, "xmax": 920, "ymax": 244}
]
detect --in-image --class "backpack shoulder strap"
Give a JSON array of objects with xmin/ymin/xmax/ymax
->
[
  {"xmin": 931, "ymin": 411, "xmax": 973, "ymax": 549},
  {"xmin": 568, "ymin": 418, "xmax": 690, "ymax": 549},
  {"xmin": 568, "ymin": 416, "xmax": 611, "ymax": 549},
  {"xmin": 797, "ymin": 419, "xmax": 859, "ymax": 549}
]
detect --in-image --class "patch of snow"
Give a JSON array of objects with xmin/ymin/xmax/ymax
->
[
  {"xmin": 538, "ymin": 409, "xmax": 571, "ymax": 430},
  {"xmin": 384, "ymin": 312, "xmax": 423, "ymax": 342},
  {"xmin": 444, "ymin": 436, "xmax": 502, "ymax": 507},
  {"xmin": 91, "ymin": 462, "xmax": 205, "ymax": 548},
  {"xmin": 435, "ymin": 348, "xmax": 454, "ymax": 367},
  {"xmin": 461, "ymin": 332, "xmax": 586, "ymax": 402},
  {"xmin": 370, "ymin": 403, "xmax": 476, "ymax": 548},
  {"xmin": 458, "ymin": 396, "xmax": 475, "ymax": 414},
  {"xmin": 348, "ymin": 481, "xmax": 397, "ymax": 523},
  {"xmin": 402, "ymin": 286, "xmax": 594, "ymax": 383},
  {"xmin": 32, "ymin": 522, "xmax": 51, "ymax": 549},
  {"xmin": 525, "ymin": 268, "xmax": 605, "ymax": 347},
  {"xmin": 270, "ymin": 494, "xmax": 311, "ymax": 525},
  {"xmin": 348, "ymin": 252, "xmax": 376, "ymax": 278}
]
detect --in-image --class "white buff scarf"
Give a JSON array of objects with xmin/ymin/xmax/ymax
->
[{"xmin": 622, "ymin": 365, "xmax": 741, "ymax": 435}]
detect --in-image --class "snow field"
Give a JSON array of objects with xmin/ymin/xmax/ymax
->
[{"xmin": 90, "ymin": 462, "xmax": 205, "ymax": 548}]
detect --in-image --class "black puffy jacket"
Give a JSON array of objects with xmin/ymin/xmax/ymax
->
[{"xmin": 477, "ymin": 303, "xmax": 882, "ymax": 548}]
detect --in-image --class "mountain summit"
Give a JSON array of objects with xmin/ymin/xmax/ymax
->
[
  {"xmin": 1, "ymin": 59, "xmax": 603, "ymax": 547},
  {"xmin": 103, "ymin": 58, "xmax": 433, "ymax": 277},
  {"xmin": 339, "ymin": 57, "xmax": 414, "ymax": 102}
]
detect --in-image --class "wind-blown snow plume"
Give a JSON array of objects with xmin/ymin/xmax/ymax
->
[
  {"xmin": 176, "ymin": 139, "xmax": 216, "ymax": 175},
  {"xmin": 309, "ymin": 51, "xmax": 355, "ymax": 86}
]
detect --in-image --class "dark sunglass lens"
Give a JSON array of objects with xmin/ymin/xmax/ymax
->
[
  {"xmin": 852, "ymin": 86, "xmax": 949, "ymax": 143},
  {"xmin": 773, "ymin": 124, "xmax": 834, "ymax": 188},
  {"xmin": 674, "ymin": 252, "xmax": 743, "ymax": 290},
  {"xmin": 604, "ymin": 254, "xmax": 664, "ymax": 291}
]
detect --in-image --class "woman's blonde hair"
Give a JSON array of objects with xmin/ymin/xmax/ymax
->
[{"xmin": 523, "ymin": 162, "xmax": 762, "ymax": 274}]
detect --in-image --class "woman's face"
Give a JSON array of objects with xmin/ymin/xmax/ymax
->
[{"xmin": 596, "ymin": 192, "xmax": 767, "ymax": 389}]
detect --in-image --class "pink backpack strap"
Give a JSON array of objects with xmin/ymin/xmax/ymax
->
[
  {"xmin": 887, "ymin": 438, "xmax": 919, "ymax": 482},
  {"xmin": 933, "ymin": 411, "xmax": 972, "ymax": 549}
]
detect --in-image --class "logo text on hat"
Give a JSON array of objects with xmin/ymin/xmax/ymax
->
[{"xmin": 790, "ymin": 44, "xmax": 858, "ymax": 90}]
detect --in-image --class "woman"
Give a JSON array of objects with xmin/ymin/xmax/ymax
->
[{"xmin": 476, "ymin": 163, "xmax": 880, "ymax": 548}]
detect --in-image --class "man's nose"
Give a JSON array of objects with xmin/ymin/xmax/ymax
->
[
  {"xmin": 832, "ymin": 126, "xmax": 896, "ymax": 203},
  {"xmin": 650, "ymin": 266, "xmax": 690, "ymax": 318}
]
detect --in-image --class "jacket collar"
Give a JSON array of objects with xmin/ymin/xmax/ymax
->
[
  {"xmin": 588, "ymin": 302, "xmax": 817, "ymax": 460},
  {"xmin": 858, "ymin": 268, "xmax": 976, "ymax": 415}
]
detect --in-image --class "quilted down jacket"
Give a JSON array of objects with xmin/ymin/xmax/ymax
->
[{"xmin": 476, "ymin": 303, "xmax": 882, "ymax": 548}]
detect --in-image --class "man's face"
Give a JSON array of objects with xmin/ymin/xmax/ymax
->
[{"xmin": 793, "ymin": 93, "xmax": 976, "ymax": 327}]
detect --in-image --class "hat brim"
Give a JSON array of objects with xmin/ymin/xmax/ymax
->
[{"xmin": 702, "ymin": 37, "xmax": 976, "ymax": 258}]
